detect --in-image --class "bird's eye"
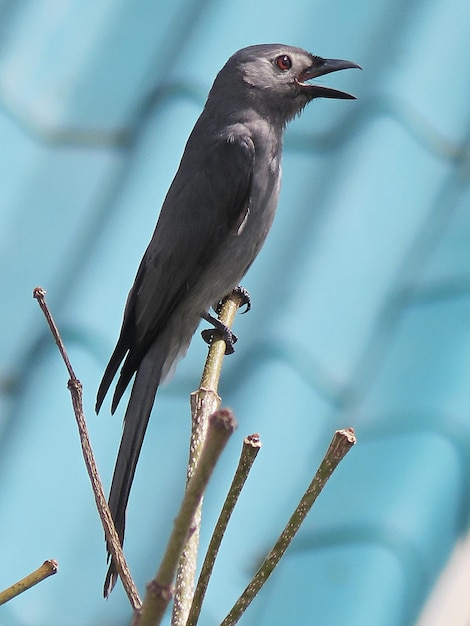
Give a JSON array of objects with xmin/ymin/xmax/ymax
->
[{"xmin": 275, "ymin": 55, "xmax": 292, "ymax": 71}]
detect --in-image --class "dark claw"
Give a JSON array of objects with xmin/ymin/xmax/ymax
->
[
  {"xmin": 214, "ymin": 286, "xmax": 252, "ymax": 315},
  {"xmin": 233, "ymin": 285, "xmax": 251, "ymax": 313}
]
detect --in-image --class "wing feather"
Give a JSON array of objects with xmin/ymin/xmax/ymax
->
[{"xmin": 96, "ymin": 127, "xmax": 254, "ymax": 412}]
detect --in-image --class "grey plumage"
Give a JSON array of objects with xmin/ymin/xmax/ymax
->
[{"xmin": 96, "ymin": 43, "xmax": 360, "ymax": 596}]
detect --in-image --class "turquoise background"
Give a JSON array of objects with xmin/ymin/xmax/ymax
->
[{"xmin": 1, "ymin": 1, "xmax": 470, "ymax": 624}]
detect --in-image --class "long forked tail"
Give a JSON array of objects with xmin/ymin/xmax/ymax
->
[{"xmin": 103, "ymin": 344, "xmax": 167, "ymax": 598}]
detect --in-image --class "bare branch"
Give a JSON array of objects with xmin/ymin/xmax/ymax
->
[{"xmin": 33, "ymin": 287, "xmax": 141, "ymax": 611}]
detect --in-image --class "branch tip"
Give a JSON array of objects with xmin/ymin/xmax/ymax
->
[
  {"xmin": 209, "ymin": 408, "xmax": 237, "ymax": 433},
  {"xmin": 32, "ymin": 286, "xmax": 46, "ymax": 300},
  {"xmin": 0, "ymin": 558, "xmax": 59, "ymax": 606},
  {"xmin": 43, "ymin": 559, "xmax": 59, "ymax": 574},
  {"xmin": 244, "ymin": 433, "xmax": 262, "ymax": 448},
  {"xmin": 337, "ymin": 427, "xmax": 356, "ymax": 444}
]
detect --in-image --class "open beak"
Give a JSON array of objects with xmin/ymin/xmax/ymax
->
[{"xmin": 296, "ymin": 57, "xmax": 361, "ymax": 100}]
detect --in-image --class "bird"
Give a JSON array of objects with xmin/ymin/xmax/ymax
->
[{"xmin": 96, "ymin": 43, "xmax": 360, "ymax": 596}]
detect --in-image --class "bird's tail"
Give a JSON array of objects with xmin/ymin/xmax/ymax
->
[{"xmin": 103, "ymin": 340, "xmax": 168, "ymax": 598}]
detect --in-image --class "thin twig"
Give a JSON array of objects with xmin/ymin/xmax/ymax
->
[
  {"xmin": 0, "ymin": 560, "xmax": 58, "ymax": 605},
  {"xmin": 187, "ymin": 433, "xmax": 262, "ymax": 626},
  {"xmin": 137, "ymin": 409, "xmax": 237, "ymax": 626},
  {"xmin": 220, "ymin": 428, "xmax": 356, "ymax": 626},
  {"xmin": 32, "ymin": 287, "xmax": 141, "ymax": 611},
  {"xmin": 33, "ymin": 287, "xmax": 75, "ymax": 379},
  {"xmin": 172, "ymin": 290, "xmax": 244, "ymax": 625}
]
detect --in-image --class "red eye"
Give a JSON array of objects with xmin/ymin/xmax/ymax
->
[{"xmin": 275, "ymin": 55, "xmax": 292, "ymax": 71}]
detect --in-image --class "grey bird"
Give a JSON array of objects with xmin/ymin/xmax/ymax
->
[{"xmin": 96, "ymin": 43, "xmax": 360, "ymax": 596}]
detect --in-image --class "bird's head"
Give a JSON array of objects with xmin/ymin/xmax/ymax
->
[{"xmin": 210, "ymin": 44, "xmax": 360, "ymax": 125}]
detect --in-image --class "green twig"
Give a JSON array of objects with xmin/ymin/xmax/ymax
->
[
  {"xmin": 137, "ymin": 409, "xmax": 237, "ymax": 626},
  {"xmin": 0, "ymin": 560, "xmax": 58, "ymax": 605},
  {"xmin": 172, "ymin": 291, "xmax": 244, "ymax": 625},
  {"xmin": 187, "ymin": 433, "xmax": 262, "ymax": 625},
  {"xmin": 220, "ymin": 428, "xmax": 356, "ymax": 626}
]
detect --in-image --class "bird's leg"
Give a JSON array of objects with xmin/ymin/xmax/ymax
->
[{"xmin": 201, "ymin": 312, "xmax": 238, "ymax": 355}]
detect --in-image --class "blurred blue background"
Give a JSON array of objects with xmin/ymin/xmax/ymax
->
[{"xmin": 1, "ymin": 1, "xmax": 470, "ymax": 625}]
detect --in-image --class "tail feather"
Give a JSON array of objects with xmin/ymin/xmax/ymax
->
[
  {"xmin": 96, "ymin": 339, "xmax": 128, "ymax": 414},
  {"xmin": 103, "ymin": 342, "xmax": 167, "ymax": 597},
  {"xmin": 110, "ymin": 351, "xmax": 140, "ymax": 415}
]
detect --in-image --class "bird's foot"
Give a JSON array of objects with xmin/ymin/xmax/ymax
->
[
  {"xmin": 215, "ymin": 285, "xmax": 251, "ymax": 314},
  {"xmin": 233, "ymin": 285, "xmax": 251, "ymax": 313},
  {"xmin": 201, "ymin": 312, "xmax": 238, "ymax": 354}
]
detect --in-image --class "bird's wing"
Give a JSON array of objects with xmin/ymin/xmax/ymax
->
[{"xmin": 96, "ymin": 127, "xmax": 255, "ymax": 413}]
